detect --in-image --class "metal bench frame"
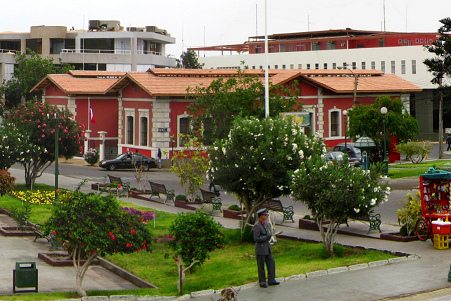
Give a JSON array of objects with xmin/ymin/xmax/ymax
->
[
  {"xmin": 200, "ymin": 188, "xmax": 222, "ymax": 211},
  {"xmin": 148, "ymin": 181, "xmax": 175, "ymax": 204},
  {"xmin": 262, "ymin": 199, "xmax": 295, "ymax": 223}
]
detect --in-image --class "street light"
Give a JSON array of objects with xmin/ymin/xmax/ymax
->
[
  {"xmin": 343, "ymin": 110, "xmax": 348, "ymax": 151},
  {"xmin": 48, "ymin": 112, "xmax": 59, "ymax": 202},
  {"xmin": 380, "ymin": 106, "xmax": 388, "ymax": 176}
]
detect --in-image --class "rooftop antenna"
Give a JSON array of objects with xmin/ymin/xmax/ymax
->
[{"xmin": 383, "ymin": 0, "xmax": 386, "ymax": 32}]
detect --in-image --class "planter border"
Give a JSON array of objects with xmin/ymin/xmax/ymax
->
[{"xmin": 0, "ymin": 226, "xmax": 35, "ymax": 237}]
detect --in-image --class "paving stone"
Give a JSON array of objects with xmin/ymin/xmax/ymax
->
[
  {"xmin": 408, "ymin": 254, "xmax": 421, "ymax": 261},
  {"xmin": 327, "ymin": 266, "xmax": 349, "ymax": 275},
  {"xmin": 284, "ymin": 274, "xmax": 306, "ymax": 281},
  {"xmin": 191, "ymin": 289, "xmax": 215, "ymax": 298},
  {"xmin": 348, "ymin": 263, "xmax": 369, "ymax": 271},
  {"xmin": 388, "ymin": 257, "xmax": 409, "ymax": 264},
  {"xmin": 238, "ymin": 282, "xmax": 258, "ymax": 290},
  {"xmin": 306, "ymin": 270, "xmax": 327, "ymax": 278},
  {"xmin": 137, "ymin": 297, "xmax": 175, "ymax": 301},
  {"xmin": 368, "ymin": 260, "xmax": 389, "ymax": 268}
]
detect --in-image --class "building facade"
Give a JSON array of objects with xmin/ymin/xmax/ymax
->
[
  {"xmin": 32, "ymin": 69, "xmax": 420, "ymax": 161},
  {"xmin": 190, "ymin": 29, "xmax": 443, "ymax": 139},
  {"xmin": 0, "ymin": 20, "xmax": 176, "ymax": 83}
]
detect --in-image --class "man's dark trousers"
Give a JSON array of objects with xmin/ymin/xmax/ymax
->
[{"xmin": 253, "ymin": 222, "xmax": 276, "ymax": 284}]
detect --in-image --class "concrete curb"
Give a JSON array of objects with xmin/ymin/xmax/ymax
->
[{"xmin": 55, "ymin": 255, "xmax": 419, "ymax": 301}]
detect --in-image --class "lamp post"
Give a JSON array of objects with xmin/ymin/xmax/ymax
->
[
  {"xmin": 380, "ymin": 106, "xmax": 388, "ymax": 176},
  {"xmin": 343, "ymin": 110, "xmax": 348, "ymax": 151},
  {"xmin": 48, "ymin": 112, "xmax": 59, "ymax": 201}
]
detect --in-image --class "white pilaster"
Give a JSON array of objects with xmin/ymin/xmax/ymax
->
[
  {"xmin": 317, "ymin": 88, "xmax": 324, "ymax": 138},
  {"xmin": 152, "ymin": 99, "xmax": 171, "ymax": 149},
  {"xmin": 98, "ymin": 131, "xmax": 107, "ymax": 161},
  {"xmin": 84, "ymin": 130, "xmax": 92, "ymax": 154}
]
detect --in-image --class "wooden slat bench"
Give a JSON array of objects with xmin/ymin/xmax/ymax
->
[
  {"xmin": 262, "ymin": 199, "xmax": 294, "ymax": 223},
  {"xmin": 200, "ymin": 189, "xmax": 222, "ymax": 211},
  {"xmin": 148, "ymin": 181, "xmax": 175, "ymax": 204}
]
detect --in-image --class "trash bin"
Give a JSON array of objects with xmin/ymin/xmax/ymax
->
[{"xmin": 13, "ymin": 262, "xmax": 38, "ymax": 293}]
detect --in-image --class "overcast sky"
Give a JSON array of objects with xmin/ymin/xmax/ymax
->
[{"xmin": 1, "ymin": 0, "xmax": 450, "ymax": 57}]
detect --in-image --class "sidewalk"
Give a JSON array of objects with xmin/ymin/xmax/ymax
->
[{"xmin": 9, "ymin": 168, "xmax": 451, "ymax": 301}]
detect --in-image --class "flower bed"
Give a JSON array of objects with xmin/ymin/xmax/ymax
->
[
  {"xmin": 10, "ymin": 190, "xmax": 70, "ymax": 205},
  {"xmin": 122, "ymin": 207, "xmax": 156, "ymax": 223}
]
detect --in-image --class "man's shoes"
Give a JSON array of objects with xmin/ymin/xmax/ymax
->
[
  {"xmin": 259, "ymin": 283, "xmax": 268, "ymax": 288},
  {"xmin": 268, "ymin": 280, "xmax": 280, "ymax": 286}
]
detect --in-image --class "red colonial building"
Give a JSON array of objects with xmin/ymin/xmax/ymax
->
[{"xmin": 32, "ymin": 68, "xmax": 420, "ymax": 161}]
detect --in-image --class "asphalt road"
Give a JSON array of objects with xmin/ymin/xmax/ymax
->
[{"xmin": 11, "ymin": 161, "xmax": 414, "ymax": 226}]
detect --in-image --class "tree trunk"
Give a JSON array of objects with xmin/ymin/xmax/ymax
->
[
  {"xmin": 439, "ymin": 88, "xmax": 444, "ymax": 159},
  {"xmin": 318, "ymin": 218, "xmax": 340, "ymax": 256},
  {"xmin": 72, "ymin": 247, "xmax": 97, "ymax": 297}
]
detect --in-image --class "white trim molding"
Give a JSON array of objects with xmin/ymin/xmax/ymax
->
[
  {"xmin": 138, "ymin": 109, "xmax": 150, "ymax": 147},
  {"xmin": 328, "ymin": 107, "xmax": 342, "ymax": 138},
  {"xmin": 124, "ymin": 108, "xmax": 136, "ymax": 145}
]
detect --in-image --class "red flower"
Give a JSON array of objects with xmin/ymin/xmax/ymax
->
[
  {"xmin": 126, "ymin": 242, "xmax": 133, "ymax": 248},
  {"xmin": 130, "ymin": 229, "xmax": 137, "ymax": 235}
]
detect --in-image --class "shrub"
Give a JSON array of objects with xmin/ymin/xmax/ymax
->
[
  {"xmin": 228, "ymin": 204, "xmax": 241, "ymax": 211},
  {"xmin": 0, "ymin": 169, "xmax": 15, "ymax": 195},
  {"xmin": 175, "ymin": 194, "xmax": 187, "ymax": 201},
  {"xmin": 169, "ymin": 211, "xmax": 224, "ymax": 294},
  {"xmin": 396, "ymin": 191, "xmax": 422, "ymax": 236},
  {"xmin": 396, "ymin": 141, "xmax": 432, "ymax": 163},
  {"xmin": 84, "ymin": 148, "xmax": 99, "ymax": 166},
  {"xmin": 46, "ymin": 192, "xmax": 151, "ymax": 296},
  {"xmin": 11, "ymin": 202, "xmax": 31, "ymax": 230}
]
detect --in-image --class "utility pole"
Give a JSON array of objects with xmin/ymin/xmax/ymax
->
[{"xmin": 439, "ymin": 78, "xmax": 444, "ymax": 159}]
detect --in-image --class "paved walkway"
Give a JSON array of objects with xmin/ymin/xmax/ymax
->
[{"xmin": 7, "ymin": 168, "xmax": 451, "ymax": 300}]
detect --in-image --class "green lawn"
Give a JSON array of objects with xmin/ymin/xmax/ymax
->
[
  {"xmin": 0, "ymin": 191, "xmax": 395, "ymax": 299},
  {"xmin": 389, "ymin": 160, "xmax": 451, "ymax": 179}
]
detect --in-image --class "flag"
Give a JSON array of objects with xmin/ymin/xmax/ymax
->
[{"xmin": 90, "ymin": 107, "xmax": 96, "ymax": 124}]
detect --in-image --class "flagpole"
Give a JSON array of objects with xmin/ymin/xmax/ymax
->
[
  {"xmin": 264, "ymin": 0, "xmax": 269, "ymax": 118},
  {"xmin": 88, "ymin": 97, "xmax": 91, "ymax": 132}
]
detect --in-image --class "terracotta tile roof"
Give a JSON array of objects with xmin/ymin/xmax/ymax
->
[
  {"xmin": 32, "ymin": 74, "xmax": 120, "ymax": 95},
  {"xmin": 303, "ymin": 73, "xmax": 421, "ymax": 93},
  {"xmin": 148, "ymin": 69, "xmax": 274, "ymax": 77}
]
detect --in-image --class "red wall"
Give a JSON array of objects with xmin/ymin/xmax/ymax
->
[
  {"xmin": 170, "ymin": 101, "xmax": 191, "ymax": 147},
  {"xmin": 122, "ymin": 83, "xmax": 151, "ymax": 98}
]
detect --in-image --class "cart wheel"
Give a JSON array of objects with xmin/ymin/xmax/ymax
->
[{"xmin": 415, "ymin": 218, "xmax": 430, "ymax": 241}]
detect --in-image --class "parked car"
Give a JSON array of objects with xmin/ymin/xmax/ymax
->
[
  {"xmin": 99, "ymin": 153, "xmax": 157, "ymax": 171},
  {"xmin": 332, "ymin": 143, "xmax": 362, "ymax": 166},
  {"xmin": 325, "ymin": 151, "xmax": 345, "ymax": 163}
]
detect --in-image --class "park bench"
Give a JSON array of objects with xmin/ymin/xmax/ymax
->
[
  {"xmin": 352, "ymin": 210, "xmax": 382, "ymax": 233},
  {"xmin": 107, "ymin": 175, "xmax": 130, "ymax": 196},
  {"xmin": 262, "ymin": 199, "xmax": 295, "ymax": 223},
  {"xmin": 208, "ymin": 181, "xmax": 222, "ymax": 197},
  {"xmin": 33, "ymin": 224, "xmax": 61, "ymax": 250},
  {"xmin": 200, "ymin": 188, "xmax": 222, "ymax": 211},
  {"xmin": 148, "ymin": 181, "xmax": 175, "ymax": 204}
]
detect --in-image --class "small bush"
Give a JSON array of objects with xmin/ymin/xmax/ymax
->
[
  {"xmin": 0, "ymin": 169, "xmax": 15, "ymax": 195},
  {"xmin": 11, "ymin": 202, "xmax": 31, "ymax": 230},
  {"xmin": 175, "ymin": 194, "xmax": 187, "ymax": 201},
  {"xmin": 303, "ymin": 215, "xmax": 312, "ymax": 220},
  {"xmin": 396, "ymin": 141, "xmax": 432, "ymax": 163},
  {"xmin": 396, "ymin": 191, "xmax": 422, "ymax": 236},
  {"xmin": 228, "ymin": 204, "xmax": 241, "ymax": 211},
  {"xmin": 84, "ymin": 149, "xmax": 99, "ymax": 166}
]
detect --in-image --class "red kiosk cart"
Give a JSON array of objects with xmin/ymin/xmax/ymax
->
[{"xmin": 416, "ymin": 168, "xmax": 451, "ymax": 249}]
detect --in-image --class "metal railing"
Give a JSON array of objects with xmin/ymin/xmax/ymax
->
[
  {"xmin": 0, "ymin": 49, "xmax": 20, "ymax": 54},
  {"xmin": 60, "ymin": 49, "xmax": 162, "ymax": 56}
]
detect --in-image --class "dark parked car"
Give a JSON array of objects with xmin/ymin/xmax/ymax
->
[
  {"xmin": 99, "ymin": 153, "xmax": 157, "ymax": 171},
  {"xmin": 332, "ymin": 143, "xmax": 362, "ymax": 166}
]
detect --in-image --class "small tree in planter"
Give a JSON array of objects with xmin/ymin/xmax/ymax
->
[
  {"xmin": 396, "ymin": 191, "xmax": 422, "ymax": 236},
  {"xmin": 291, "ymin": 158, "xmax": 390, "ymax": 256},
  {"xmin": 46, "ymin": 192, "xmax": 151, "ymax": 296},
  {"xmin": 209, "ymin": 117, "xmax": 323, "ymax": 236},
  {"xmin": 169, "ymin": 211, "xmax": 224, "ymax": 294},
  {"xmin": 171, "ymin": 136, "xmax": 209, "ymax": 202}
]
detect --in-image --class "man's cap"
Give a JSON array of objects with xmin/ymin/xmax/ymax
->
[{"xmin": 257, "ymin": 208, "xmax": 269, "ymax": 216}]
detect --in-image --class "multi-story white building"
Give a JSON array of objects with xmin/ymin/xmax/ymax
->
[
  {"xmin": 0, "ymin": 20, "xmax": 176, "ymax": 83},
  {"xmin": 191, "ymin": 29, "xmax": 442, "ymax": 139}
]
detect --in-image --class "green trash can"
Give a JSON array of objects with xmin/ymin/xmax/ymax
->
[{"xmin": 13, "ymin": 262, "xmax": 38, "ymax": 293}]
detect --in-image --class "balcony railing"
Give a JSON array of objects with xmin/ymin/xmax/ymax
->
[
  {"xmin": 0, "ymin": 49, "xmax": 20, "ymax": 54},
  {"xmin": 60, "ymin": 49, "xmax": 162, "ymax": 55}
]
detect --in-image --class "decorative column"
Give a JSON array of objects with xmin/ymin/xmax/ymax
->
[
  {"xmin": 152, "ymin": 99, "xmax": 171, "ymax": 159},
  {"xmin": 98, "ymin": 131, "xmax": 107, "ymax": 161},
  {"xmin": 317, "ymin": 88, "xmax": 324, "ymax": 138},
  {"xmin": 84, "ymin": 130, "xmax": 91, "ymax": 154},
  {"xmin": 117, "ymin": 92, "xmax": 123, "ymax": 155}
]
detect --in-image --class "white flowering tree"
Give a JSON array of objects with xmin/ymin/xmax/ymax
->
[
  {"xmin": 291, "ymin": 157, "xmax": 390, "ymax": 256},
  {"xmin": 0, "ymin": 123, "xmax": 28, "ymax": 170},
  {"xmin": 208, "ymin": 117, "xmax": 324, "ymax": 234}
]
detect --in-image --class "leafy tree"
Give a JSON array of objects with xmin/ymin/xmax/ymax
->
[
  {"xmin": 291, "ymin": 158, "xmax": 390, "ymax": 256},
  {"xmin": 169, "ymin": 211, "xmax": 224, "ymax": 294},
  {"xmin": 4, "ymin": 101, "xmax": 84, "ymax": 188},
  {"xmin": 0, "ymin": 122, "xmax": 29, "ymax": 170},
  {"xmin": 0, "ymin": 51, "xmax": 72, "ymax": 107},
  {"xmin": 348, "ymin": 96, "xmax": 418, "ymax": 161},
  {"xmin": 188, "ymin": 72, "xmax": 298, "ymax": 144},
  {"xmin": 171, "ymin": 136, "xmax": 209, "ymax": 201},
  {"xmin": 208, "ymin": 117, "xmax": 323, "ymax": 236},
  {"xmin": 396, "ymin": 141, "xmax": 432, "ymax": 164},
  {"xmin": 46, "ymin": 192, "xmax": 151, "ymax": 296},
  {"xmin": 424, "ymin": 18, "xmax": 451, "ymax": 159},
  {"xmin": 178, "ymin": 50, "xmax": 203, "ymax": 69}
]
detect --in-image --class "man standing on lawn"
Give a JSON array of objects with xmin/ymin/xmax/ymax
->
[{"xmin": 253, "ymin": 208, "xmax": 279, "ymax": 288}]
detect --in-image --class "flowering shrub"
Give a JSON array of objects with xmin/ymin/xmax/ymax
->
[
  {"xmin": 3, "ymin": 102, "xmax": 84, "ymax": 187},
  {"xmin": 45, "ymin": 192, "xmax": 151, "ymax": 296},
  {"xmin": 291, "ymin": 157, "xmax": 390, "ymax": 256},
  {"xmin": 0, "ymin": 169, "xmax": 15, "ymax": 195},
  {"xmin": 84, "ymin": 148, "xmax": 99, "ymax": 166},
  {"xmin": 208, "ymin": 117, "xmax": 324, "ymax": 235},
  {"xmin": 122, "ymin": 207, "xmax": 156, "ymax": 223}
]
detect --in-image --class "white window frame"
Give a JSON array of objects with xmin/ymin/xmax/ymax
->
[
  {"xmin": 328, "ymin": 108, "xmax": 342, "ymax": 138},
  {"xmin": 401, "ymin": 60, "xmax": 406, "ymax": 74},
  {"xmin": 391, "ymin": 60, "xmax": 396, "ymax": 74},
  {"xmin": 303, "ymin": 106, "xmax": 316, "ymax": 134},
  {"xmin": 177, "ymin": 113, "xmax": 191, "ymax": 147},
  {"xmin": 138, "ymin": 109, "xmax": 149, "ymax": 147},
  {"xmin": 124, "ymin": 109, "xmax": 135, "ymax": 145},
  {"xmin": 412, "ymin": 60, "xmax": 417, "ymax": 74}
]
